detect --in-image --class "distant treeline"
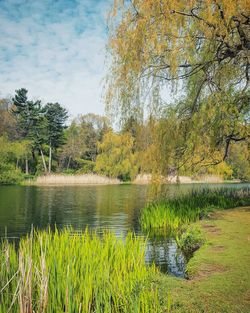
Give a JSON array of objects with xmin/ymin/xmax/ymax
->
[{"xmin": 0, "ymin": 88, "xmax": 249, "ymax": 184}]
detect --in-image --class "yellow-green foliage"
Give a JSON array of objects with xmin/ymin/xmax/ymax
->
[
  {"xmin": 107, "ymin": 0, "xmax": 249, "ymax": 108},
  {"xmin": 229, "ymin": 142, "xmax": 250, "ymax": 181},
  {"xmin": 107, "ymin": 0, "xmax": 249, "ymax": 175},
  {"xmin": 0, "ymin": 229, "xmax": 160, "ymax": 313},
  {"xmin": 206, "ymin": 162, "xmax": 233, "ymax": 179},
  {"xmin": 0, "ymin": 136, "xmax": 32, "ymax": 184},
  {"xmin": 95, "ymin": 131, "xmax": 138, "ymax": 181}
]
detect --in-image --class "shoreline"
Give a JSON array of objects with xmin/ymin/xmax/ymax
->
[
  {"xmin": 19, "ymin": 173, "xmax": 244, "ymax": 186},
  {"xmin": 132, "ymin": 174, "xmax": 242, "ymax": 185},
  {"xmin": 158, "ymin": 207, "xmax": 250, "ymax": 312}
]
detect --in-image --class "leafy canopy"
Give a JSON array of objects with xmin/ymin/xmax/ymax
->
[
  {"xmin": 95, "ymin": 131, "xmax": 138, "ymax": 181},
  {"xmin": 107, "ymin": 0, "xmax": 250, "ymax": 167}
]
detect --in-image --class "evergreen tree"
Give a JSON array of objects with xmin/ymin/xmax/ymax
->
[
  {"xmin": 12, "ymin": 89, "xmax": 48, "ymax": 172},
  {"xmin": 12, "ymin": 89, "xmax": 42, "ymax": 138},
  {"xmin": 44, "ymin": 103, "xmax": 68, "ymax": 173}
]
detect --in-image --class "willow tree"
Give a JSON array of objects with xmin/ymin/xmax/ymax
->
[{"xmin": 107, "ymin": 0, "xmax": 250, "ymax": 173}]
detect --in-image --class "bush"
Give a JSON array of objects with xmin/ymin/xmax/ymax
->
[
  {"xmin": 23, "ymin": 174, "xmax": 35, "ymax": 180},
  {"xmin": 61, "ymin": 168, "xmax": 77, "ymax": 175},
  {"xmin": 0, "ymin": 163, "xmax": 23, "ymax": 185},
  {"xmin": 75, "ymin": 158, "xmax": 95, "ymax": 174},
  {"xmin": 176, "ymin": 225, "xmax": 205, "ymax": 256}
]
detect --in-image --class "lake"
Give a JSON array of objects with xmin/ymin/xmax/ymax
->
[{"xmin": 0, "ymin": 183, "xmax": 248, "ymax": 277}]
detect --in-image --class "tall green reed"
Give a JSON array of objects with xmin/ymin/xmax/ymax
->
[
  {"xmin": 0, "ymin": 229, "xmax": 161, "ymax": 313},
  {"xmin": 140, "ymin": 188, "xmax": 250, "ymax": 231}
]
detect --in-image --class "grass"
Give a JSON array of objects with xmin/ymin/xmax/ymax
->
[
  {"xmin": 26, "ymin": 174, "xmax": 121, "ymax": 185},
  {"xmin": 157, "ymin": 207, "xmax": 250, "ymax": 312},
  {"xmin": 0, "ymin": 229, "xmax": 162, "ymax": 313},
  {"xmin": 140, "ymin": 188, "xmax": 250, "ymax": 231}
]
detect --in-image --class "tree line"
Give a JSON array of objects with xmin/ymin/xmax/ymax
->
[
  {"xmin": 1, "ymin": 1, "xmax": 249, "ymax": 184},
  {"xmin": 0, "ymin": 88, "xmax": 249, "ymax": 184}
]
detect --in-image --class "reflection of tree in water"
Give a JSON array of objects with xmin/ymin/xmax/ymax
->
[
  {"xmin": 0, "ymin": 186, "xmax": 39, "ymax": 238},
  {"xmin": 94, "ymin": 185, "xmax": 147, "ymax": 233},
  {"xmin": 146, "ymin": 237, "xmax": 186, "ymax": 277}
]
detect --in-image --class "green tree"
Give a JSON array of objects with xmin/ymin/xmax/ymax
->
[
  {"xmin": 0, "ymin": 136, "xmax": 23, "ymax": 184},
  {"xmin": 77, "ymin": 114, "xmax": 110, "ymax": 161},
  {"xmin": 59, "ymin": 114, "xmax": 110, "ymax": 172},
  {"xmin": 12, "ymin": 89, "xmax": 48, "ymax": 172},
  {"xmin": 12, "ymin": 89, "xmax": 42, "ymax": 138},
  {"xmin": 0, "ymin": 98, "xmax": 17, "ymax": 139},
  {"xmin": 95, "ymin": 131, "xmax": 138, "ymax": 181},
  {"xmin": 44, "ymin": 103, "xmax": 68, "ymax": 173},
  {"xmin": 12, "ymin": 140, "xmax": 32, "ymax": 174},
  {"xmin": 59, "ymin": 121, "xmax": 87, "ymax": 170},
  {"xmin": 228, "ymin": 142, "xmax": 250, "ymax": 181}
]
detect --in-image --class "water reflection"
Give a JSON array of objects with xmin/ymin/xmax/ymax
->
[
  {"xmin": 0, "ymin": 183, "xmax": 248, "ymax": 277},
  {"xmin": 146, "ymin": 238, "xmax": 185, "ymax": 276}
]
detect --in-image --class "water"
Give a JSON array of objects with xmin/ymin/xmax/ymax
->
[{"xmin": 0, "ymin": 183, "xmax": 248, "ymax": 277}]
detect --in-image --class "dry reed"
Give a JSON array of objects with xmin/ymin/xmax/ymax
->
[{"xmin": 33, "ymin": 174, "xmax": 121, "ymax": 185}]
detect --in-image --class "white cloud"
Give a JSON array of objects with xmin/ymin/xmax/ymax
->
[{"xmin": 0, "ymin": 0, "xmax": 112, "ymax": 118}]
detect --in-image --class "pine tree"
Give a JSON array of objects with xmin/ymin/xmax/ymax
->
[
  {"xmin": 44, "ymin": 103, "xmax": 68, "ymax": 173},
  {"xmin": 12, "ymin": 89, "xmax": 47, "ymax": 172}
]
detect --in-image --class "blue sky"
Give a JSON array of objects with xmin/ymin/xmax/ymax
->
[{"xmin": 0, "ymin": 0, "xmax": 112, "ymax": 118}]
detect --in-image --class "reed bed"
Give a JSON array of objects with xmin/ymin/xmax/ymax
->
[
  {"xmin": 33, "ymin": 174, "xmax": 121, "ymax": 185},
  {"xmin": 140, "ymin": 188, "xmax": 250, "ymax": 231},
  {"xmin": 0, "ymin": 229, "xmax": 161, "ymax": 313}
]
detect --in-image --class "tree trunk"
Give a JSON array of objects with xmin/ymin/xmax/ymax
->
[
  {"xmin": 40, "ymin": 149, "xmax": 47, "ymax": 173},
  {"xmin": 25, "ymin": 157, "xmax": 29, "ymax": 175},
  {"xmin": 49, "ymin": 144, "xmax": 52, "ymax": 173},
  {"xmin": 176, "ymin": 174, "xmax": 180, "ymax": 184},
  {"xmin": 67, "ymin": 156, "xmax": 71, "ymax": 170},
  {"xmin": 32, "ymin": 149, "xmax": 36, "ymax": 162},
  {"xmin": 16, "ymin": 159, "xmax": 19, "ymax": 169}
]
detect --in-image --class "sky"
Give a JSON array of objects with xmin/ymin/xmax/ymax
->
[{"xmin": 0, "ymin": 0, "xmax": 112, "ymax": 119}]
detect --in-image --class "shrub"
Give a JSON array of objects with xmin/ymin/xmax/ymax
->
[
  {"xmin": 176, "ymin": 225, "xmax": 205, "ymax": 256},
  {"xmin": 0, "ymin": 163, "xmax": 23, "ymax": 185}
]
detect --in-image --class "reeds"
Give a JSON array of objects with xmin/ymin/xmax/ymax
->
[
  {"xmin": 140, "ymin": 188, "xmax": 250, "ymax": 231},
  {"xmin": 33, "ymin": 174, "xmax": 121, "ymax": 185},
  {"xmin": 0, "ymin": 229, "xmax": 161, "ymax": 313}
]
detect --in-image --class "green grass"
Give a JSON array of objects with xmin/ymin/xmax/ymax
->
[
  {"xmin": 157, "ymin": 208, "xmax": 250, "ymax": 312},
  {"xmin": 0, "ymin": 229, "xmax": 162, "ymax": 313},
  {"xmin": 140, "ymin": 188, "xmax": 250, "ymax": 231}
]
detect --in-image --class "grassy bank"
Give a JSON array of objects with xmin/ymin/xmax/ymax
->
[
  {"xmin": 0, "ymin": 230, "xmax": 161, "ymax": 313},
  {"xmin": 158, "ymin": 208, "xmax": 250, "ymax": 312},
  {"xmin": 140, "ymin": 188, "xmax": 250, "ymax": 231}
]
